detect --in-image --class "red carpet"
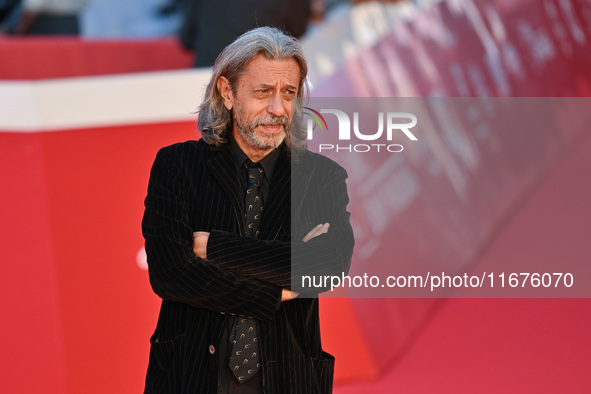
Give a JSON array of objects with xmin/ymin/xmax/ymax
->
[{"xmin": 332, "ymin": 119, "xmax": 591, "ymax": 392}]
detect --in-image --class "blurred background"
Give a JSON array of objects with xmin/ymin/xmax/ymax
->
[{"xmin": 1, "ymin": 0, "xmax": 591, "ymax": 392}]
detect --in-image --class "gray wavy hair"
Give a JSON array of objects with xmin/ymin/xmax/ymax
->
[{"xmin": 197, "ymin": 26, "xmax": 309, "ymax": 150}]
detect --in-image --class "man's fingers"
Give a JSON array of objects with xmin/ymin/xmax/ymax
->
[
  {"xmin": 192, "ymin": 231, "xmax": 210, "ymax": 260},
  {"xmin": 302, "ymin": 224, "xmax": 322, "ymax": 242},
  {"xmin": 306, "ymin": 223, "xmax": 329, "ymax": 241},
  {"xmin": 281, "ymin": 288, "xmax": 300, "ymax": 302},
  {"xmin": 302, "ymin": 223, "xmax": 330, "ymax": 242}
]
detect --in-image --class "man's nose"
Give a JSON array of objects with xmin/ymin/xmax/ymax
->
[{"xmin": 267, "ymin": 93, "xmax": 286, "ymax": 117}]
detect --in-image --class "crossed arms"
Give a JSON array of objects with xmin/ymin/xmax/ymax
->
[
  {"xmin": 193, "ymin": 223, "xmax": 330, "ymax": 301},
  {"xmin": 142, "ymin": 145, "xmax": 354, "ymax": 320}
]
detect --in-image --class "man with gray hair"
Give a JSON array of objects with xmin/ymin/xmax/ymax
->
[{"xmin": 142, "ymin": 26, "xmax": 353, "ymax": 393}]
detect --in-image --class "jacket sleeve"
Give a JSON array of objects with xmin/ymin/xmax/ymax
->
[
  {"xmin": 206, "ymin": 157, "xmax": 354, "ymax": 293},
  {"xmin": 142, "ymin": 147, "xmax": 282, "ymax": 321}
]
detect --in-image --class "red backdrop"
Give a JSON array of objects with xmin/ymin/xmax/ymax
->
[{"xmin": 2, "ymin": 1, "xmax": 591, "ymax": 392}]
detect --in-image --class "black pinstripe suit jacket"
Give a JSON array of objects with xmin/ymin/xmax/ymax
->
[{"xmin": 142, "ymin": 138, "xmax": 354, "ymax": 393}]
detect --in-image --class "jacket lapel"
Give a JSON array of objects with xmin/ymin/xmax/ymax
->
[
  {"xmin": 288, "ymin": 148, "xmax": 311, "ymax": 235},
  {"xmin": 205, "ymin": 145, "xmax": 245, "ymax": 235},
  {"xmin": 259, "ymin": 147, "xmax": 311, "ymax": 240},
  {"xmin": 259, "ymin": 146, "xmax": 291, "ymax": 240}
]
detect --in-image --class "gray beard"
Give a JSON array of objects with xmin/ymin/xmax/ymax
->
[{"xmin": 234, "ymin": 110, "xmax": 290, "ymax": 150}]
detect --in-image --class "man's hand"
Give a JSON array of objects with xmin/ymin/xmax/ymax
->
[
  {"xmin": 281, "ymin": 288, "xmax": 299, "ymax": 302},
  {"xmin": 302, "ymin": 222, "xmax": 330, "ymax": 242},
  {"xmin": 192, "ymin": 231, "xmax": 209, "ymax": 260}
]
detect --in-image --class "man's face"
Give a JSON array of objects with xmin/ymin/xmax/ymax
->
[{"xmin": 219, "ymin": 55, "xmax": 300, "ymax": 157}]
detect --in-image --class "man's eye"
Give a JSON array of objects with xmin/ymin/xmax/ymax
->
[{"xmin": 259, "ymin": 89, "xmax": 268, "ymax": 93}]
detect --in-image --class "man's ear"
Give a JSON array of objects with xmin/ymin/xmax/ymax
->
[{"xmin": 217, "ymin": 76, "xmax": 233, "ymax": 110}]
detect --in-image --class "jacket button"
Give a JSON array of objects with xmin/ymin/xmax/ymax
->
[{"xmin": 209, "ymin": 345, "xmax": 215, "ymax": 354}]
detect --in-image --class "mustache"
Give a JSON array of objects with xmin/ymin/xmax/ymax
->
[{"xmin": 251, "ymin": 115, "xmax": 290, "ymax": 130}]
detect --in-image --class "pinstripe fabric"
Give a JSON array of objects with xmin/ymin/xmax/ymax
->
[{"xmin": 142, "ymin": 139, "xmax": 354, "ymax": 393}]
